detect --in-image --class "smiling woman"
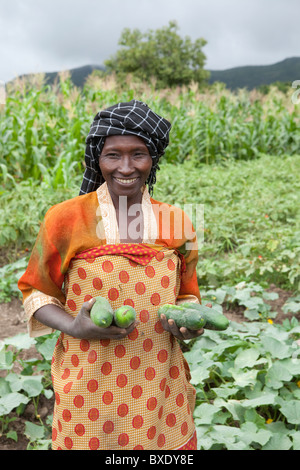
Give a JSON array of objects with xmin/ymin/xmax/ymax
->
[
  {"xmin": 18, "ymin": 99, "xmax": 204, "ymax": 450},
  {"xmin": 99, "ymin": 135, "xmax": 153, "ymax": 243},
  {"xmin": 80, "ymin": 100, "xmax": 169, "ymax": 196},
  {"xmin": 99, "ymin": 135, "xmax": 152, "ymax": 203}
]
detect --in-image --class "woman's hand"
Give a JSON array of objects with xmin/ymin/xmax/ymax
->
[
  {"xmin": 70, "ymin": 298, "xmax": 138, "ymax": 340},
  {"xmin": 160, "ymin": 303, "xmax": 212, "ymax": 341}
]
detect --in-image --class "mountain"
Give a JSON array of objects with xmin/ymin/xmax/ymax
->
[
  {"xmin": 208, "ymin": 57, "xmax": 300, "ymax": 90},
  {"xmin": 42, "ymin": 64, "xmax": 105, "ymax": 87},
  {"xmin": 9, "ymin": 64, "xmax": 105, "ymax": 88},
  {"xmin": 8, "ymin": 57, "xmax": 300, "ymax": 90}
]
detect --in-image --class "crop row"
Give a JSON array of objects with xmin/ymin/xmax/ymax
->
[{"xmin": 0, "ymin": 73, "xmax": 299, "ymax": 188}]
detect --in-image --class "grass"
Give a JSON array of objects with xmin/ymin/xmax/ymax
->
[{"xmin": 154, "ymin": 153, "xmax": 300, "ymax": 291}]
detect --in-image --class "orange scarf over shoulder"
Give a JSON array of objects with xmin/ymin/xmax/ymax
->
[{"xmin": 18, "ymin": 184, "xmax": 200, "ymax": 308}]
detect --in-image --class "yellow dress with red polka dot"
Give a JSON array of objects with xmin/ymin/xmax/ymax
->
[{"xmin": 51, "ymin": 245, "xmax": 196, "ymax": 450}]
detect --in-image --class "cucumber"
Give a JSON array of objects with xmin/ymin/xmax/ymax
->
[
  {"xmin": 158, "ymin": 304, "xmax": 206, "ymax": 330},
  {"xmin": 158, "ymin": 303, "xmax": 229, "ymax": 331},
  {"xmin": 180, "ymin": 303, "xmax": 229, "ymax": 331},
  {"xmin": 90, "ymin": 296, "xmax": 114, "ymax": 328},
  {"xmin": 114, "ymin": 305, "xmax": 136, "ymax": 328}
]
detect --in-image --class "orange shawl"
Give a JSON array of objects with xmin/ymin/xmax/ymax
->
[{"xmin": 18, "ymin": 183, "xmax": 200, "ymax": 324}]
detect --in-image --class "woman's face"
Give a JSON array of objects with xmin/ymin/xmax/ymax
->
[{"xmin": 99, "ymin": 135, "xmax": 153, "ymax": 205}]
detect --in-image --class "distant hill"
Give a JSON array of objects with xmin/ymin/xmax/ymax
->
[
  {"xmin": 9, "ymin": 64, "xmax": 105, "ymax": 88},
  {"xmin": 42, "ymin": 64, "xmax": 105, "ymax": 88},
  {"xmin": 8, "ymin": 57, "xmax": 300, "ymax": 90},
  {"xmin": 208, "ymin": 57, "xmax": 300, "ymax": 90}
]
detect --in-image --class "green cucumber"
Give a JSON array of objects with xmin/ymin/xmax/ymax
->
[
  {"xmin": 180, "ymin": 303, "xmax": 229, "ymax": 331},
  {"xmin": 158, "ymin": 304, "xmax": 206, "ymax": 330},
  {"xmin": 114, "ymin": 305, "xmax": 136, "ymax": 328},
  {"xmin": 158, "ymin": 303, "xmax": 229, "ymax": 331},
  {"xmin": 90, "ymin": 296, "xmax": 114, "ymax": 328}
]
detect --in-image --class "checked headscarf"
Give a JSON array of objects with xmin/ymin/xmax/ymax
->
[{"xmin": 80, "ymin": 100, "xmax": 171, "ymax": 195}]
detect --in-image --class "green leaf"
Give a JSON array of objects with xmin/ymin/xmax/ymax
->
[
  {"xmin": 5, "ymin": 373, "xmax": 44, "ymax": 397},
  {"xmin": 290, "ymin": 431, "xmax": 300, "ymax": 450},
  {"xmin": 279, "ymin": 400, "xmax": 300, "ymax": 425},
  {"xmin": 243, "ymin": 409, "xmax": 266, "ymax": 428},
  {"xmin": 0, "ymin": 377, "xmax": 11, "ymax": 397},
  {"xmin": 196, "ymin": 426, "xmax": 214, "ymax": 450},
  {"xmin": 240, "ymin": 422, "xmax": 272, "ymax": 446},
  {"xmin": 3, "ymin": 333, "xmax": 35, "ymax": 350},
  {"xmin": 234, "ymin": 347, "xmax": 260, "ymax": 369},
  {"xmin": 44, "ymin": 388, "xmax": 53, "ymax": 399},
  {"xmin": 261, "ymin": 336, "xmax": 291, "ymax": 359},
  {"xmin": 213, "ymin": 383, "xmax": 240, "ymax": 399},
  {"xmin": 242, "ymin": 391, "xmax": 277, "ymax": 408},
  {"xmin": 35, "ymin": 335, "xmax": 57, "ymax": 361},
  {"xmin": 5, "ymin": 373, "xmax": 23, "ymax": 392},
  {"xmin": 28, "ymin": 439, "xmax": 52, "ymax": 450},
  {"xmin": 214, "ymin": 398, "xmax": 245, "ymax": 422},
  {"xmin": 193, "ymin": 403, "xmax": 221, "ymax": 424},
  {"xmin": 262, "ymin": 291, "xmax": 279, "ymax": 300},
  {"xmin": 22, "ymin": 377, "xmax": 44, "ymax": 397},
  {"xmin": 244, "ymin": 308, "xmax": 260, "ymax": 320},
  {"xmin": 201, "ymin": 287, "xmax": 227, "ymax": 304},
  {"xmin": 265, "ymin": 362, "xmax": 293, "ymax": 389},
  {"xmin": 208, "ymin": 425, "xmax": 249, "ymax": 450},
  {"xmin": 190, "ymin": 359, "xmax": 215, "ymax": 384},
  {"xmin": 0, "ymin": 349, "xmax": 14, "ymax": 370},
  {"xmin": 282, "ymin": 297, "xmax": 300, "ymax": 314},
  {"xmin": 262, "ymin": 433, "xmax": 292, "ymax": 450},
  {"xmin": 228, "ymin": 367, "xmax": 258, "ymax": 387},
  {"xmin": 279, "ymin": 358, "xmax": 300, "ymax": 375},
  {"xmin": 243, "ymin": 297, "xmax": 265, "ymax": 309},
  {"xmin": 6, "ymin": 430, "xmax": 18, "ymax": 442},
  {"xmin": 0, "ymin": 392, "xmax": 30, "ymax": 415},
  {"xmin": 24, "ymin": 421, "xmax": 45, "ymax": 440}
]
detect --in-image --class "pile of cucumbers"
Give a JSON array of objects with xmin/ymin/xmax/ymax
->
[
  {"xmin": 90, "ymin": 296, "xmax": 229, "ymax": 332},
  {"xmin": 157, "ymin": 303, "xmax": 229, "ymax": 331}
]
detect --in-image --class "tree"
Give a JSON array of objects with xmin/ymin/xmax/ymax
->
[{"xmin": 104, "ymin": 21, "xmax": 210, "ymax": 89}]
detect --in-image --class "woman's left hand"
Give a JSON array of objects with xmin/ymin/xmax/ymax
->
[{"xmin": 160, "ymin": 303, "xmax": 212, "ymax": 341}]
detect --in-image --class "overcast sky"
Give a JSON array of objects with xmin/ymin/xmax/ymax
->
[{"xmin": 1, "ymin": 0, "xmax": 299, "ymax": 83}]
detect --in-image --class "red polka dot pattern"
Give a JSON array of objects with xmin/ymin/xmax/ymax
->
[
  {"xmin": 102, "ymin": 391, "xmax": 113, "ymax": 405},
  {"xmin": 92, "ymin": 278, "xmax": 103, "ymax": 291},
  {"xmin": 118, "ymin": 403, "xmax": 129, "ymax": 417},
  {"xmin": 51, "ymin": 248, "xmax": 196, "ymax": 450}
]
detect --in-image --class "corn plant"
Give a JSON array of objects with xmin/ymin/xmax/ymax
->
[{"xmin": 1, "ymin": 75, "xmax": 299, "ymax": 191}]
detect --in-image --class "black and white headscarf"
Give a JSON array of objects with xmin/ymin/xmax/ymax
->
[{"xmin": 80, "ymin": 100, "xmax": 172, "ymax": 195}]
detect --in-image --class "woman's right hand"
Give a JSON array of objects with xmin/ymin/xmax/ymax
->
[{"xmin": 70, "ymin": 298, "xmax": 138, "ymax": 340}]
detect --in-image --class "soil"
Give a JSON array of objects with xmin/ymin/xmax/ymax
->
[
  {"xmin": 0, "ymin": 285, "xmax": 299, "ymax": 450},
  {"xmin": 224, "ymin": 283, "xmax": 298, "ymax": 325}
]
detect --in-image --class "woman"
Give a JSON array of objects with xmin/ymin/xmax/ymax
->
[{"xmin": 18, "ymin": 100, "xmax": 204, "ymax": 450}]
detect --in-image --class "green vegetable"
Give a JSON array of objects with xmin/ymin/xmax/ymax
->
[
  {"xmin": 158, "ymin": 304, "xmax": 206, "ymax": 330},
  {"xmin": 158, "ymin": 303, "xmax": 230, "ymax": 331},
  {"xmin": 90, "ymin": 296, "xmax": 114, "ymax": 328},
  {"xmin": 114, "ymin": 305, "xmax": 136, "ymax": 328},
  {"xmin": 181, "ymin": 303, "xmax": 230, "ymax": 330}
]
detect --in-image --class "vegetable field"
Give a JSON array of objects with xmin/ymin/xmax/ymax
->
[{"xmin": 0, "ymin": 73, "xmax": 300, "ymax": 450}]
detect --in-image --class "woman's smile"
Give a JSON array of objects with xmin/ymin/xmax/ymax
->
[
  {"xmin": 99, "ymin": 135, "xmax": 153, "ymax": 207},
  {"xmin": 114, "ymin": 177, "xmax": 139, "ymax": 185}
]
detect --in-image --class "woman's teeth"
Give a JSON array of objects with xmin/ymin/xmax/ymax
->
[{"xmin": 115, "ymin": 178, "xmax": 137, "ymax": 184}]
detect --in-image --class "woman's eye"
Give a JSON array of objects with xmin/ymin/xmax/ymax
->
[{"xmin": 134, "ymin": 153, "xmax": 147, "ymax": 158}]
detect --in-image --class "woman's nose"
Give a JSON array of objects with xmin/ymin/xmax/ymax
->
[{"xmin": 119, "ymin": 156, "xmax": 134, "ymax": 174}]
